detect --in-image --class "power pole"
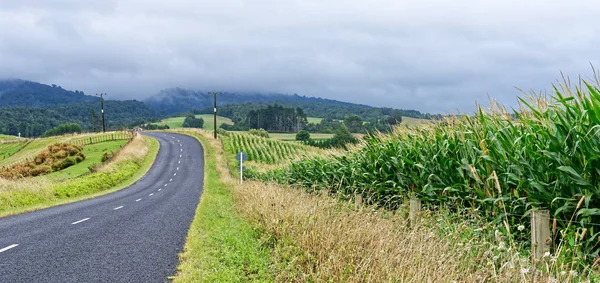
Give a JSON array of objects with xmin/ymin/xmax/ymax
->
[
  {"xmin": 209, "ymin": 92, "xmax": 221, "ymax": 139},
  {"xmin": 96, "ymin": 93, "xmax": 106, "ymax": 133}
]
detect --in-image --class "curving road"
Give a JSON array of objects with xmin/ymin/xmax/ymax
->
[{"xmin": 0, "ymin": 132, "xmax": 204, "ymax": 283}]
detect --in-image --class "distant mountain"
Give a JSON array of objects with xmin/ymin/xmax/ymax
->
[
  {"xmin": 144, "ymin": 88, "xmax": 371, "ymax": 115},
  {"xmin": 0, "ymin": 79, "xmax": 97, "ymax": 108}
]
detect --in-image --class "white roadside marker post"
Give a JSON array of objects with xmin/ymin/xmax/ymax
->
[{"xmin": 236, "ymin": 151, "xmax": 247, "ymax": 185}]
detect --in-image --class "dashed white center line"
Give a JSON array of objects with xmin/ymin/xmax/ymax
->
[
  {"xmin": 149, "ymin": 193, "xmax": 154, "ymax": 196},
  {"xmin": 0, "ymin": 244, "xmax": 18, "ymax": 253},
  {"xmin": 136, "ymin": 198, "xmax": 142, "ymax": 202},
  {"xmin": 176, "ymin": 167, "xmax": 179, "ymax": 170},
  {"xmin": 178, "ymin": 160, "xmax": 181, "ymax": 164},
  {"xmin": 71, "ymin": 218, "xmax": 90, "ymax": 225},
  {"xmin": 180, "ymin": 144, "xmax": 182, "ymax": 147},
  {"xmin": 164, "ymin": 184, "xmax": 168, "ymax": 187},
  {"xmin": 174, "ymin": 173, "xmax": 177, "ymax": 176},
  {"xmin": 177, "ymin": 140, "xmax": 180, "ymax": 142},
  {"xmin": 169, "ymin": 178, "xmax": 173, "ymax": 182},
  {"xmin": 180, "ymin": 154, "xmax": 182, "ymax": 158},
  {"xmin": 180, "ymin": 149, "xmax": 183, "ymax": 152},
  {"xmin": 158, "ymin": 188, "xmax": 161, "ymax": 191},
  {"xmin": 113, "ymin": 206, "xmax": 124, "ymax": 210}
]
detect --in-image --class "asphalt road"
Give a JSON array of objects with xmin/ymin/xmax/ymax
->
[{"xmin": 0, "ymin": 132, "xmax": 204, "ymax": 283}]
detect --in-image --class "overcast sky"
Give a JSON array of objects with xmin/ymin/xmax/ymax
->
[{"xmin": 0, "ymin": 0, "xmax": 598, "ymax": 113}]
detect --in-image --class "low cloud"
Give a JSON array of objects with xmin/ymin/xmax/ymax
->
[{"xmin": 1, "ymin": 0, "xmax": 599, "ymax": 113}]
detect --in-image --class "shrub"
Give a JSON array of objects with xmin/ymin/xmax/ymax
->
[
  {"xmin": 101, "ymin": 152, "xmax": 113, "ymax": 163},
  {"xmin": 295, "ymin": 130, "xmax": 310, "ymax": 141}
]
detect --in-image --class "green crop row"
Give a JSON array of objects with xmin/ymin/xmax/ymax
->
[
  {"xmin": 226, "ymin": 134, "xmax": 308, "ymax": 164},
  {"xmin": 262, "ymin": 79, "xmax": 600, "ymax": 261}
]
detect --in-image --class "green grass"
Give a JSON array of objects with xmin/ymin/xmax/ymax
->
[
  {"xmin": 267, "ymin": 132, "xmax": 334, "ymax": 141},
  {"xmin": 173, "ymin": 131, "xmax": 272, "ymax": 282},
  {"xmin": 152, "ymin": 115, "xmax": 233, "ymax": 131},
  {"xmin": 0, "ymin": 142, "xmax": 27, "ymax": 161},
  {"xmin": 44, "ymin": 140, "xmax": 129, "ymax": 181},
  {"xmin": 401, "ymin": 116, "xmax": 429, "ymax": 125},
  {"xmin": 307, "ymin": 117, "xmax": 323, "ymax": 124},
  {"xmin": 0, "ymin": 136, "xmax": 159, "ymax": 218},
  {"xmin": 0, "ymin": 134, "xmax": 18, "ymax": 141}
]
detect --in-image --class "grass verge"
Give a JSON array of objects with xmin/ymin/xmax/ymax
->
[
  {"xmin": 172, "ymin": 129, "xmax": 272, "ymax": 282},
  {"xmin": 0, "ymin": 135, "xmax": 159, "ymax": 218}
]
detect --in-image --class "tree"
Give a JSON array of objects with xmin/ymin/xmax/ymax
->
[
  {"xmin": 386, "ymin": 110, "xmax": 403, "ymax": 125},
  {"xmin": 343, "ymin": 115, "xmax": 363, "ymax": 133},
  {"xmin": 296, "ymin": 130, "xmax": 310, "ymax": 141},
  {"xmin": 182, "ymin": 115, "xmax": 204, "ymax": 128}
]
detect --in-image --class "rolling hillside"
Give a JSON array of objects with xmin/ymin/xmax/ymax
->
[{"xmin": 0, "ymin": 79, "xmax": 96, "ymax": 108}]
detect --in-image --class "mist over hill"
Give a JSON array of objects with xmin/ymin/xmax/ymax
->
[{"xmin": 144, "ymin": 88, "xmax": 370, "ymax": 115}]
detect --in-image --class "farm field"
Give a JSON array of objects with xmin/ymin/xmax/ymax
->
[
  {"xmin": 0, "ymin": 132, "xmax": 132, "ymax": 168},
  {"xmin": 0, "ymin": 134, "xmax": 18, "ymax": 141},
  {"xmin": 152, "ymin": 115, "xmax": 233, "ymax": 130},
  {"xmin": 223, "ymin": 133, "xmax": 324, "ymax": 165},
  {"xmin": 307, "ymin": 117, "xmax": 323, "ymax": 124},
  {"xmin": 44, "ymin": 140, "xmax": 129, "ymax": 180},
  {"xmin": 0, "ymin": 142, "xmax": 27, "ymax": 162},
  {"xmin": 260, "ymin": 132, "xmax": 334, "ymax": 141}
]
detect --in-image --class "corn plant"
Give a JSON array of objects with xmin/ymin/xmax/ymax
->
[{"xmin": 263, "ymin": 78, "xmax": 600, "ymax": 260}]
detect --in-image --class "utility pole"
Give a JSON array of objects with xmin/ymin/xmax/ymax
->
[
  {"xmin": 209, "ymin": 91, "xmax": 221, "ymax": 139},
  {"xmin": 96, "ymin": 93, "xmax": 106, "ymax": 133}
]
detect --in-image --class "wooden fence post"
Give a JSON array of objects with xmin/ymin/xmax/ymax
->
[
  {"xmin": 354, "ymin": 193, "xmax": 363, "ymax": 209},
  {"xmin": 409, "ymin": 198, "xmax": 421, "ymax": 227},
  {"xmin": 531, "ymin": 210, "xmax": 551, "ymax": 261}
]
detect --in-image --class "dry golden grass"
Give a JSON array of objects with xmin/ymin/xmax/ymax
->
[
  {"xmin": 232, "ymin": 180, "xmax": 589, "ymax": 282},
  {"xmin": 97, "ymin": 134, "xmax": 148, "ymax": 172}
]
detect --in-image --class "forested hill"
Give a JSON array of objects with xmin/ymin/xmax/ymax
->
[
  {"xmin": 0, "ymin": 101, "xmax": 158, "ymax": 137},
  {"xmin": 197, "ymin": 101, "xmax": 431, "ymax": 122},
  {"xmin": 145, "ymin": 88, "xmax": 373, "ymax": 115},
  {"xmin": 0, "ymin": 79, "xmax": 96, "ymax": 108}
]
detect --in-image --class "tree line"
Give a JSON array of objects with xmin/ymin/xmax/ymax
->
[{"xmin": 0, "ymin": 101, "xmax": 159, "ymax": 137}]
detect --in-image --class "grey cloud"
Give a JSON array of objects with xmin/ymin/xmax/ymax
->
[{"xmin": 1, "ymin": 0, "xmax": 599, "ymax": 113}]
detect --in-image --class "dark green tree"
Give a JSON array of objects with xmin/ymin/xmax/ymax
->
[
  {"xmin": 343, "ymin": 115, "xmax": 363, "ymax": 133},
  {"xmin": 182, "ymin": 115, "xmax": 204, "ymax": 128},
  {"xmin": 295, "ymin": 130, "xmax": 310, "ymax": 141}
]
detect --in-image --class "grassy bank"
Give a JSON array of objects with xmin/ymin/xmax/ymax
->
[
  {"xmin": 172, "ymin": 129, "xmax": 272, "ymax": 282},
  {"xmin": 0, "ymin": 135, "xmax": 159, "ymax": 217}
]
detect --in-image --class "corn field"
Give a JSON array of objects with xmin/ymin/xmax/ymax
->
[
  {"xmin": 0, "ymin": 141, "xmax": 28, "ymax": 161},
  {"xmin": 263, "ymin": 78, "xmax": 600, "ymax": 261},
  {"xmin": 225, "ymin": 134, "xmax": 309, "ymax": 164}
]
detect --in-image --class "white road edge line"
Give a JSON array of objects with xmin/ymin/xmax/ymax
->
[
  {"xmin": 136, "ymin": 198, "xmax": 142, "ymax": 202},
  {"xmin": 113, "ymin": 206, "xmax": 124, "ymax": 210},
  {"xmin": 71, "ymin": 218, "xmax": 90, "ymax": 225},
  {"xmin": 0, "ymin": 244, "xmax": 18, "ymax": 253},
  {"xmin": 149, "ymin": 193, "xmax": 154, "ymax": 196}
]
